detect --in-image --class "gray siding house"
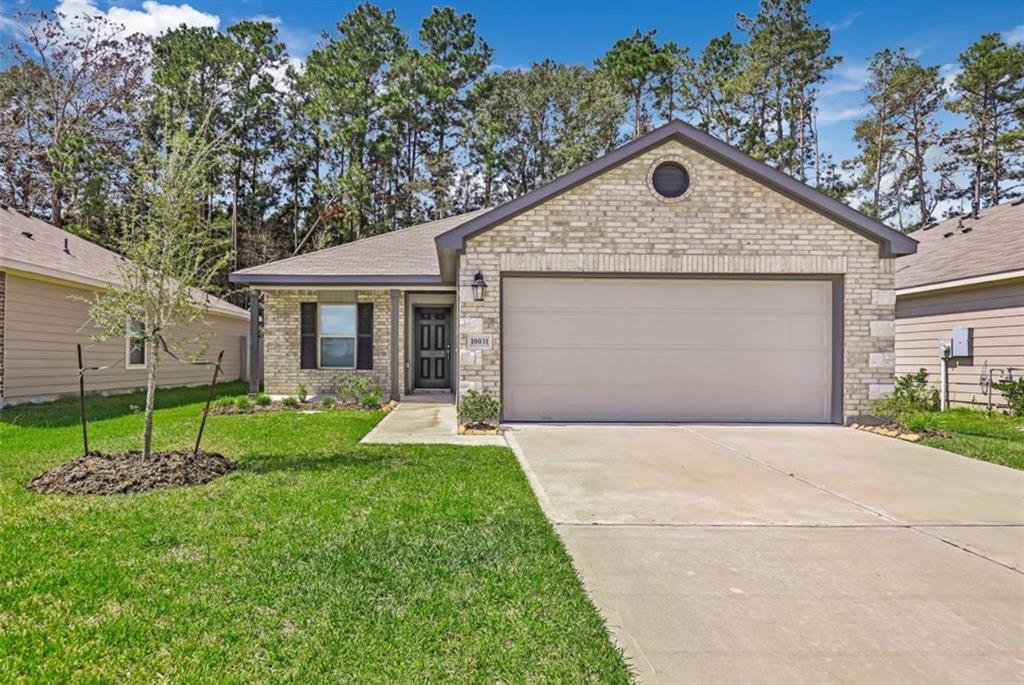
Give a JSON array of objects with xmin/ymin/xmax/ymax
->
[
  {"xmin": 231, "ymin": 121, "xmax": 916, "ymax": 424},
  {"xmin": 895, "ymin": 201, "xmax": 1024, "ymax": 409}
]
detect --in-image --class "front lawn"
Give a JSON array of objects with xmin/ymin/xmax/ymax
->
[
  {"xmin": 899, "ymin": 408, "xmax": 1024, "ymax": 470},
  {"xmin": 0, "ymin": 384, "xmax": 631, "ymax": 684}
]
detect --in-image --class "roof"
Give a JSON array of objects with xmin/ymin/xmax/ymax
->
[
  {"xmin": 895, "ymin": 201, "xmax": 1024, "ymax": 291},
  {"xmin": 0, "ymin": 206, "xmax": 249, "ymax": 320},
  {"xmin": 230, "ymin": 120, "xmax": 917, "ymax": 287},
  {"xmin": 435, "ymin": 120, "xmax": 918, "ymax": 259},
  {"xmin": 229, "ymin": 209, "xmax": 489, "ymax": 286}
]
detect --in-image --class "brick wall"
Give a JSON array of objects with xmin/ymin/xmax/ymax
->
[
  {"xmin": 262, "ymin": 289, "xmax": 400, "ymax": 398},
  {"xmin": 457, "ymin": 140, "xmax": 896, "ymax": 421}
]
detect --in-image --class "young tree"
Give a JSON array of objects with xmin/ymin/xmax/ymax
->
[
  {"xmin": 944, "ymin": 33, "xmax": 1024, "ymax": 214},
  {"xmin": 88, "ymin": 126, "xmax": 228, "ymax": 459},
  {"xmin": 0, "ymin": 11, "xmax": 149, "ymax": 236}
]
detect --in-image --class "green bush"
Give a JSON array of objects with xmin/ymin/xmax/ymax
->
[
  {"xmin": 993, "ymin": 378, "xmax": 1024, "ymax": 417},
  {"xmin": 297, "ymin": 384, "xmax": 309, "ymax": 402},
  {"xmin": 321, "ymin": 396, "xmax": 336, "ymax": 408},
  {"xmin": 234, "ymin": 396, "xmax": 252, "ymax": 412},
  {"xmin": 213, "ymin": 396, "xmax": 235, "ymax": 409},
  {"xmin": 340, "ymin": 376, "xmax": 383, "ymax": 410},
  {"xmin": 458, "ymin": 390, "xmax": 501, "ymax": 427},
  {"xmin": 254, "ymin": 393, "xmax": 271, "ymax": 407},
  {"xmin": 872, "ymin": 368, "xmax": 939, "ymax": 420},
  {"xmin": 281, "ymin": 396, "xmax": 300, "ymax": 409}
]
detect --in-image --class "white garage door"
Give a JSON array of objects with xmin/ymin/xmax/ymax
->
[{"xmin": 502, "ymin": 277, "xmax": 834, "ymax": 422}]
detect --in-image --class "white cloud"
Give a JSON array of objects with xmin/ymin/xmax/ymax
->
[
  {"xmin": 826, "ymin": 12, "xmax": 862, "ymax": 33},
  {"xmin": 817, "ymin": 105, "xmax": 868, "ymax": 125},
  {"xmin": 55, "ymin": 0, "xmax": 219, "ymax": 37},
  {"xmin": 267, "ymin": 54, "xmax": 304, "ymax": 91},
  {"xmin": 821, "ymin": 62, "xmax": 870, "ymax": 97},
  {"xmin": 1004, "ymin": 25, "xmax": 1024, "ymax": 45},
  {"xmin": 939, "ymin": 63, "xmax": 961, "ymax": 91}
]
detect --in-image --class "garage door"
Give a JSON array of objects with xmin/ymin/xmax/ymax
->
[{"xmin": 502, "ymin": 277, "xmax": 834, "ymax": 422}]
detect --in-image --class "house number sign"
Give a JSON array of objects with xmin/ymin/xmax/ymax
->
[{"xmin": 468, "ymin": 334, "xmax": 493, "ymax": 351}]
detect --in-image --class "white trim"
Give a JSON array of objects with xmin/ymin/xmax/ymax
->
[
  {"xmin": 261, "ymin": 285, "xmax": 456, "ymax": 292},
  {"xmin": 317, "ymin": 303, "xmax": 357, "ymax": 369},
  {"xmin": 896, "ymin": 269, "xmax": 1024, "ymax": 296},
  {"xmin": 125, "ymin": 317, "xmax": 147, "ymax": 370}
]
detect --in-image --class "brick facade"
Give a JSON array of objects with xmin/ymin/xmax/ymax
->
[
  {"xmin": 262, "ymin": 289, "xmax": 404, "ymax": 398},
  {"xmin": 457, "ymin": 139, "xmax": 896, "ymax": 421}
]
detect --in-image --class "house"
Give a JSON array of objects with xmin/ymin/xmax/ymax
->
[
  {"xmin": 0, "ymin": 206, "xmax": 250, "ymax": 407},
  {"xmin": 230, "ymin": 121, "xmax": 916, "ymax": 424},
  {"xmin": 895, "ymin": 201, "xmax": 1024, "ymax": 409}
]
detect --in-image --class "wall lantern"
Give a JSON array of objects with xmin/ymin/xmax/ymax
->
[{"xmin": 471, "ymin": 271, "xmax": 488, "ymax": 301}]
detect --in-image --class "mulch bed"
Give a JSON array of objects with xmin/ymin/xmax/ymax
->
[
  {"xmin": 28, "ymin": 450, "xmax": 237, "ymax": 496},
  {"xmin": 210, "ymin": 400, "xmax": 398, "ymax": 416},
  {"xmin": 850, "ymin": 422, "xmax": 948, "ymax": 442}
]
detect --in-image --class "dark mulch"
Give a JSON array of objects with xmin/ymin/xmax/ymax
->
[{"xmin": 28, "ymin": 450, "xmax": 237, "ymax": 496}]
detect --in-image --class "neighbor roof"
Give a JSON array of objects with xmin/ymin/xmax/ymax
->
[
  {"xmin": 229, "ymin": 209, "xmax": 489, "ymax": 286},
  {"xmin": 895, "ymin": 201, "xmax": 1024, "ymax": 291},
  {"xmin": 435, "ymin": 120, "xmax": 919, "ymax": 259},
  {"xmin": 0, "ymin": 206, "xmax": 248, "ymax": 320}
]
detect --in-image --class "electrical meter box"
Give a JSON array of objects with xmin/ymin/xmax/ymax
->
[{"xmin": 950, "ymin": 327, "xmax": 973, "ymax": 357}]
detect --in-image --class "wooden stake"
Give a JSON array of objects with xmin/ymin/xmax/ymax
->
[
  {"xmin": 77, "ymin": 343, "xmax": 89, "ymax": 455},
  {"xmin": 194, "ymin": 350, "xmax": 224, "ymax": 457}
]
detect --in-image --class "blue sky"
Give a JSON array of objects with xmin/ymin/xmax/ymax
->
[{"xmin": 5, "ymin": 0, "xmax": 1024, "ymax": 167}]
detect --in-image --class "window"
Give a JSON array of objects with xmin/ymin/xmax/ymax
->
[
  {"xmin": 319, "ymin": 304, "xmax": 356, "ymax": 368},
  {"xmin": 651, "ymin": 161, "xmax": 690, "ymax": 198},
  {"xmin": 126, "ymin": 317, "xmax": 146, "ymax": 369}
]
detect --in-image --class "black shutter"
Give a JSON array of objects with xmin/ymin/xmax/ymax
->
[
  {"xmin": 356, "ymin": 302, "xmax": 373, "ymax": 370},
  {"xmin": 300, "ymin": 302, "xmax": 317, "ymax": 369}
]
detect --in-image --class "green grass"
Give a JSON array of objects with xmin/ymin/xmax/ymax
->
[
  {"xmin": 900, "ymin": 408, "xmax": 1024, "ymax": 470},
  {"xmin": 0, "ymin": 384, "xmax": 631, "ymax": 684}
]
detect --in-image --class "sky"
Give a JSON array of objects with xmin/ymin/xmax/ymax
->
[{"xmin": 3, "ymin": 0, "xmax": 1023, "ymax": 183}]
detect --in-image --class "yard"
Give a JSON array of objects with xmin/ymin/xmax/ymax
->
[
  {"xmin": 898, "ymin": 408, "xmax": 1024, "ymax": 470},
  {"xmin": 0, "ymin": 384, "xmax": 631, "ymax": 684}
]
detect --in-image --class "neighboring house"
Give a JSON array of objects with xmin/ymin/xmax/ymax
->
[
  {"xmin": 0, "ymin": 206, "xmax": 250, "ymax": 407},
  {"xmin": 895, "ymin": 201, "xmax": 1024, "ymax": 409},
  {"xmin": 231, "ymin": 121, "xmax": 916, "ymax": 424}
]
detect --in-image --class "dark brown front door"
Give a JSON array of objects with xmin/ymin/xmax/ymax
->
[{"xmin": 414, "ymin": 307, "xmax": 452, "ymax": 389}]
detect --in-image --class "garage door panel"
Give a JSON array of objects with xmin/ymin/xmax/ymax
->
[{"xmin": 502, "ymin": 277, "xmax": 833, "ymax": 422}]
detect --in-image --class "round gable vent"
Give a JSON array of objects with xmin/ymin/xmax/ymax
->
[{"xmin": 651, "ymin": 161, "xmax": 690, "ymax": 198}]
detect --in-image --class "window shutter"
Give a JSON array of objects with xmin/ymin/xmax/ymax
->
[
  {"xmin": 356, "ymin": 302, "xmax": 373, "ymax": 370},
  {"xmin": 300, "ymin": 302, "xmax": 317, "ymax": 369}
]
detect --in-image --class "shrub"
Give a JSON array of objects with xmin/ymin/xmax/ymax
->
[
  {"xmin": 872, "ymin": 368, "xmax": 939, "ymax": 420},
  {"xmin": 321, "ymin": 396, "xmax": 336, "ymax": 408},
  {"xmin": 234, "ymin": 396, "xmax": 252, "ymax": 412},
  {"xmin": 993, "ymin": 378, "xmax": 1024, "ymax": 417},
  {"xmin": 458, "ymin": 389, "xmax": 501, "ymax": 427},
  {"xmin": 254, "ymin": 393, "xmax": 271, "ymax": 407},
  {"xmin": 281, "ymin": 396, "xmax": 300, "ymax": 409},
  {"xmin": 213, "ymin": 396, "xmax": 234, "ymax": 409},
  {"xmin": 297, "ymin": 384, "xmax": 309, "ymax": 402},
  {"xmin": 340, "ymin": 376, "xmax": 383, "ymax": 410}
]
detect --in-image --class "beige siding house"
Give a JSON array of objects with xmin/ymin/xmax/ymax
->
[
  {"xmin": 895, "ymin": 201, "xmax": 1024, "ymax": 409},
  {"xmin": 1, "ymin": 207, "xmax": 250, "ymax": 407},
  {"xmin": 232, "ymin": 121, "xmax": 916, "ymax": 424}
]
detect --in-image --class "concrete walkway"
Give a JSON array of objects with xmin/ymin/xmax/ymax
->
[
  {"xmin": 508, "ymin": 424, "xmax": 1024, "ymax": 685},
  {"xmin": 360, "ymin": 395, "xmax": 506, "ymax": 446}
]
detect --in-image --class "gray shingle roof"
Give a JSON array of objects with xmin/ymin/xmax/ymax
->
[
  {"xmin": 895, "ymin": 201, "xmax": 1024, "ymax": 290},
  {"xmin": 0, "ymin": 206, "xmax": 248, "ymax": 319},
  {"xmin": 229, "ymin": 209, "xmax": 488, "ymax": 285}
]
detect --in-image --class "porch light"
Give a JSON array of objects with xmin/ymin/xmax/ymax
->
[{"xmin": 471, "ymin": 272, "xmax": 488, "ymax": 301}]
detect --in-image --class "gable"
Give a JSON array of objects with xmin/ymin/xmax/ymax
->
[{"xmin": 436, "ymin": 121, "xmax": 916, "ymax": 260}]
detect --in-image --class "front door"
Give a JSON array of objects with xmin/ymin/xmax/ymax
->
[{"xmin": 414, "ymin": 307, "xmax": 452, "ymax": 389}]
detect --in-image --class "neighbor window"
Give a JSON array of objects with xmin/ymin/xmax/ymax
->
[
  {"xmin": 319, "ymin": 304, "xmax": 356, "ymax": 368},
  {"xmin": 126, "ymin": 317, "xmax": 146, "ymax": 369}
]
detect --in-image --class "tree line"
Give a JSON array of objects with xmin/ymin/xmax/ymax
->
[{"xmin": 1, "ymin": 0, "xmax": 1022, "ymax": 297}]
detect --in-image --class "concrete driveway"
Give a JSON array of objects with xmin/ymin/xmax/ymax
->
[{"xmin": 508, "ymin": 424, "xmax": 1024, "ymax": 685}]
